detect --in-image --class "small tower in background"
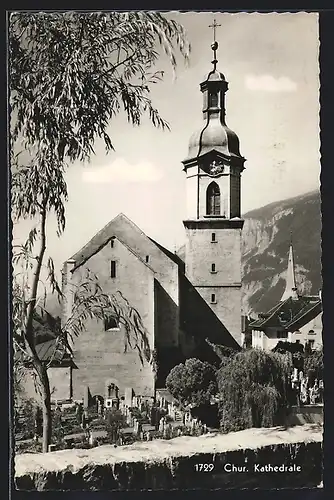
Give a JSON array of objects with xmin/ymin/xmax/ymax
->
[{"xmin": 281, "ymin": 235, "xmax": 299, "ymax": 301}]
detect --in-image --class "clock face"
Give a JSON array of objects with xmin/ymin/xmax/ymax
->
[{"xmin": 208, "ymin": 159, "xmax": 224, "ymax": 176}]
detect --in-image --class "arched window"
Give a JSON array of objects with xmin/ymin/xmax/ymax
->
[{"xmin": 206, "ymin": 182, "xmax": 220, "ymax": 215}]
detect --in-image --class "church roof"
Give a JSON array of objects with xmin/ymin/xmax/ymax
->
[
  {"xmin": 68, "ymin": 213, "xmax": 181, "ymax": 274},
  {"xmin": 15, "ymin": 337, "xmax": 71, "ymax": 365},
  {"xmin": 249, "ymin": 295, "xmax": 322, "ymax": 332},
  {"xmin": 35, "ymin": 338, "xmax": 69, "ymax": 363},
  {"xmin": 186, "ymin": 124, "xmax": 242, "ymax": 161},
  {"xmin": 149, "ymin": 237, "xmax": 184, "ymax": 268}
]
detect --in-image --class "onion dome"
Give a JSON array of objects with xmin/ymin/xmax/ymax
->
[{"xmin": 184, "ymin": 33, "xmax": 244, "ymax": 164}]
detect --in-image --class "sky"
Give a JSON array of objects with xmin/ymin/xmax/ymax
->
[{"xmin": 12, "ymin": 11, "xmax": 320, "ymax": 277}]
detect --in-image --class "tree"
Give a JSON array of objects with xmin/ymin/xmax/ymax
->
[
  {"xmin": 9, "ymin": 11, "xmax": 190, "ymax": 162},
  {"xmin": 13, "ymin": 260, "xmax": 151, "ymax": 452},
  {"xmin": 105, "ymin": 409, "xmax": 127, "ymax": 444},
  {"xmin": 272, "ymin": 341, "xmax": 304, "ymax": 370},
  {"xmin": 216, "ymin": 349, "xmax": 293, "ymax": 433},
  {"xmin": 10, "ymin": 12, "xmax": 190, "ymax": 452},
  {"xmin": 205, "ymin": 338, "xmax": 238, "ymax": 368},
  {"xmin": 166, "ymin": 358, "xmax": 217, "ymax": 408},
  {"xmin": 304, "ymin": 347, "xmax": 323, "ymax": 385}
]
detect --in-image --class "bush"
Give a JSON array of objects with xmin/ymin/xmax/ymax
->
[
  {"xmin": 304, "ymin": 348, "xmax": 323, "ymax": 384},
  {"xmin": 272, "ymin": 341, "xmax": 304, "ymax": 370},
  {"xmin": 15, "ymin": 398, "xmax": 39, "ymax": 440},
  {"xmin": 217, "ymin": 349, "xmax": 293, "ymax": 433},
  {"xmin": 129, "ymin": 406, "xmax": 149, "ymax": 423},
  {"xmin": 166, "ymin": 358, "xmax": 217, "ymax": 407},
  {"xmin": 105, "ymin": 408, "xmax": 126, "ymax": 443}
]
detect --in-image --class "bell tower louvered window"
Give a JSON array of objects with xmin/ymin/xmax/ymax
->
[{"xmin": 206, "ymin": 182, "xmax": 220, "ymax": 215}]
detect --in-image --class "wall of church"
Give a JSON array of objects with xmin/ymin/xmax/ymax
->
[
  {"xmin": 106, "ymin": 216, "xmax": 180, "ymax": 348},
  {"xmin": 184, "ymin": 226, "xmax": 243, "ymax": 346},
  {"xmin": 48, "ymin": 367, "xmax": 72, "ymax": 401},
  {"xmin": 185, "ymin": 171, "xmax": 198, "ymax": 219},
  {"xmin": 196, "ymin": 286, "xmax": 242, "ymax": 346},
  {"xmin": 18, "ymin": 367, "xmax": 72, "ymax": 403},
  {"xmin": 185, "ymin": 227, "xmax": 242, "ymax": 284},
  {"xmin": 69, "ymin": 240, "xmax": 155, "ymax": 399},
  {"xmin": 154, "ymin": 279, "xmax": 179, "ymax": 349}
]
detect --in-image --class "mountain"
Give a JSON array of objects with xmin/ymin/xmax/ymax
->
[{"xmin": 242, "ymin": 189, "xmax": 321, "ymax": 315}]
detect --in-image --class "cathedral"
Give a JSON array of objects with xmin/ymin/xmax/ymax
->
[
  {"xmin": 55, "ymin": 36, "xmax": 247, "ymax": 402},
  {"xmin": 20, "ymin": 34, "xmax": 322, "ymax": 407}
]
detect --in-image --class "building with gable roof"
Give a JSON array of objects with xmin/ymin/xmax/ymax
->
[{"xmin": 250, "ymin": 242, "xmax": 322, "ymax": 351}]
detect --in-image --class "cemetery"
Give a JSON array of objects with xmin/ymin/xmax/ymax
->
[
  {"xmin": 15, "ymin": 364, "xmax": 323, "ymax": 456},
  {"xmin": 14, "ymin": 385, "xmax": 209, "ymax": 455}
]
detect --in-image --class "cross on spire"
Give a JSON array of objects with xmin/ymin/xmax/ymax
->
[
  {"xmin": 209, "ymin": 18, "xmax": 221, "ymax": 43},
  {"xmin": 208, "ymin": 18, "xmax": 221, "ymax": 71}
]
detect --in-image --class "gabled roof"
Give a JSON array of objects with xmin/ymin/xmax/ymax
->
[
  {"xmin": 15, "ymin": 338, "xmax": 71, "ymax": 365},
  {"xmin": 35, "ymin": 339, "xmax": 68, "ymax": 363},
  {"xmin": 68, "ymin": 213, "xmax": 180, "ymax": 274},
  {"xmin": 249, "ymin": 295, "xmax": 322, "ymax": 332}
]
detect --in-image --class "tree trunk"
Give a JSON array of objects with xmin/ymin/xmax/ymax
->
[
  {"xmin": 35, "ymin": 361, "xmax": 52, "ymax": 452},
  {"xmin": 24, "ymin": 202, "xmax": 52, "ymax": 452}
]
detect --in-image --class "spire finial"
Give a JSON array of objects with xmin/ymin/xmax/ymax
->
[{"xmin": 209, "ymin": 18, "xmax": 221, "ymax": 71}]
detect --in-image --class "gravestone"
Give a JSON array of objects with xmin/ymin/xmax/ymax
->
[
  {"xmin": 104, "ymin": 380, "xmax": 120, "ymax": 409},
  {"xmin": 83, "ymin": 386, "xmax": 90, "ymax": 409},
  {"xmin": 81, "ymin": 412, "xmax": 87, "ymax": 429},
  {"xmin": 124, "ymin": 387, "xmax": 134, "ymax": 408},
  {"xmin": 159, "ymin": 416, "xmax": 166, "ymax": 434},
  {"xmin": 97, "ymin": 400, "xmax": 103, "ymax": 416}
]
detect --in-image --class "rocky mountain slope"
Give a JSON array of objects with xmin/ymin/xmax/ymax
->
[{"xmin": 242, "ymin": 189, "xmax": 321, "ymax": 315}]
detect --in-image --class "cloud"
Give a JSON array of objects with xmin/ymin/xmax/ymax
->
[
  {"xmin": 245, "ymin": 74, "xmax": 298, "ymax": 92},
  {"xmin": 82, "ymin": 158, "xmax": 162, "ymax": 184}
]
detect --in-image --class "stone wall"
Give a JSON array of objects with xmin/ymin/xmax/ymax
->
[
  {"xmin": 285, "ymin": 405, "xmax": 323, "ymax": 426},
  {"xmin": 15, "ymin": 424, "xmax": 322, "ymax": 491}
]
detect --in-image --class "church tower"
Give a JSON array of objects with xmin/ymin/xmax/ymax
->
[
  {"xmin": 182, "ymin": 22, "xmax": 246, "ymax": 346},
  {"xmin": 280, "ymin": 239, "xmax": 299, "ymax": 302}
]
